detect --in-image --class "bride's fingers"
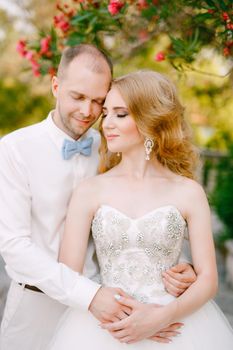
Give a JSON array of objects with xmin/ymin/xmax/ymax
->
[
  {"xmin": 118, "ymin": 335, "xmax": 135, "ymax": 344},
  {"xmin": 110, "ymin": 329, "xmax": 129, "ymax": 339},
  {"xmin": 149, "ymin": 336, "xmax": 171, "ymax": 343},
  {"xmin": 156, "ymin": 331, "xmax": 180, "ymax": 338},
  {"xmin": 154, "ymin": 322, "xmax": 183, "ymax": 334},
  {"xmin": 116, "ymin": 311, "xmax": 128, "ymax": 320},
  {"xmin": 160, "ymin": 322, "xmax": 184, "ymax": 331},
  {"xmin": 123, "ymin": 306, "xmax": 131, "ymax": 315}
]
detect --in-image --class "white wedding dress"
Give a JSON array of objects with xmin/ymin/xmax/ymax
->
[{"xmin": 48, "ymin": 205, "xmax": 233, "ymax": 349}]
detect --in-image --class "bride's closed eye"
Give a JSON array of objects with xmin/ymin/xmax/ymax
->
[
  {"xmin": 116, "ymin": 113, "xmax": 128, "ymax": 118},
  {"xmin": 102, "ymin": 113, "xmax": 128, "ymax": 119}
]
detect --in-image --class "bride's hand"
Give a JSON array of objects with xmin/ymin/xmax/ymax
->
[
  {"xmin": 89, "ymin": 287, "xmax": 132, "ymax": 323},
  {"xmin": 100, "ymin": 297, "xmax": 174, "ymax": 344},
  {"xmin": 149, "ymin": 322, "xmax": 183, "ymax": 343}
]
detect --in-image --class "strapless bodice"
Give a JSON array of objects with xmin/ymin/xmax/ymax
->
[{"xmin": 91, "ymin": 205, "xmax": 187, "ymax": 304}]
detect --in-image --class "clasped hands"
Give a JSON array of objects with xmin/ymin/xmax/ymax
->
[{"xmin": 89, "ymin": 263, "xmax": 196, "ymax": 344}]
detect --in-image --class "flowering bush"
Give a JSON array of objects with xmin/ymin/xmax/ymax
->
[{"xmin": 17, "ymin": 0, "xmax": 233, "ymax": 77}]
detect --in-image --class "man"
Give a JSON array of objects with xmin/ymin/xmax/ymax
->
[{"xmin": 0, "ymin": 44, "xmax": 195, "ymax": 350}]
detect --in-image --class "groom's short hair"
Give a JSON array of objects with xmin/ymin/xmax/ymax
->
[{"xmin": 57, "ymin": 44, "xmax": 113, "ymax": 78}]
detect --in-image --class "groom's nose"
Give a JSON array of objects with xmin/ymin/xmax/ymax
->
[{"xmin": 80, "ymin": 99, "xmax": 92, "ymax": 117}]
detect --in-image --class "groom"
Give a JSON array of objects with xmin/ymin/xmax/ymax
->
[{"xmin": 0, "ymin": 44, "xmax": 195, "ymax": 350}]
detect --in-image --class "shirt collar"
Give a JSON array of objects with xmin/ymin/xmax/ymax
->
[{"xmin": 45, "ymin": 110, "xmax": 93, "ymax": 151}]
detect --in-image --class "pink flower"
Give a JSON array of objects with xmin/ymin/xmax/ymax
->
[
  {"xmin": 225, "ymin": 41, "xmax": 233, "ymax": 47},
  {"xmin": 40, "ymin": 36, "xmax": 51, "ymax": 55},
  {"xmin": 108, "ymin": 0, "xmax": 124, "ymax": 16},
  {"xmin": 16, "ymin": 40, "xmax": 27, "ymax": 57},
  {"xmin": 25, "ymin": 51, "xmax": 34, "ymax": 61},
  {"xmin": 226, "ymin": 23, "xmax": 233, "ymax": 30},
  {"xmin": 54, "ymin": 15, "xmax": 70, "ymax": 32},
  {"xmin": 223, "ymin": 47, "xmax": 230, "ymax": 56},
  {"xmin": 31, "ymin": 59, "xmax": 41, "ymax": 77},
  {"xmin": 222, "ymin": 12, "xmax": 229, "ymax": 21},
  {"xmin": 32, "ymin": 69, "xmax": 41, "ymax": 77},
  {"xmin": 155, "ymin": 51, "xmax": 165, "ymax": 62},
  {"xmin": 137, "ymin": 0, "xmax": 148, "ymax": 11},
  {"xmin": 67, "ymin": 9, "xmax": 75, "ymax": 18},
  {"xmin": 60, "ymin": 20, "xmax": 70, "ymax": 32}
]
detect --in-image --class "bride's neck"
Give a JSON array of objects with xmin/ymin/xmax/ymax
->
[{"xmin": 116, "ymin": 154, "xmax": 165, "ymax": 180}]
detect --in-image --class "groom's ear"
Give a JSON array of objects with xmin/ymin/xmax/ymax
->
[{"xmin": 51, "ymin": 76, "xmax": 59, "ymax": 98}]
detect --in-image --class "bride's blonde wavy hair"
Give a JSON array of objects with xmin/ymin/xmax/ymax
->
[{"xmin": 99, "ymin": 70, "xmax": 199, "ymax": 179}]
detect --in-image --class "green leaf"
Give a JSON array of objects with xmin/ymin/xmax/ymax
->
[
  {"xmin": 141, "ymin": 5, "xmax": 158, "ymax": 20},
  {"xmin": 194, "ymin": 12, "xmax": 214, "ymax": 23},
  {"xmin": 205, "ymin": 0, "xmax": 217, "ymax": 8},
  {"xmin": 65, "ymin": 33, "xmax": 86, "ymax": 46},
  {"xmin": 71, "ymin": 12, "xmax": 93, "ymax": 25},
  {"xmin": 218, "ymin": 0, "xmax": 228, "ymax": 11}
]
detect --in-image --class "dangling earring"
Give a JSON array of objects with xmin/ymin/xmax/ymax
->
[
  {"xmin": 116, "ymin": 152, "xmax": 121, "ymax": 157},
  {"xmin": 144, "ymin": 138, "xmax": 154, "ymax": 160}
]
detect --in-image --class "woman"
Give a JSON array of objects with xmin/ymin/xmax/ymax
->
[{"xmin": 48, "ymin": 70, "xmax": 233, "ymax": 349}]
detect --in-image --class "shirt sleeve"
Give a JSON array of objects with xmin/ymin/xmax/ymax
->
[
  {"xmin": 179, "ymin": 230, "xmax": 192, "ymax": 264},
  {"xmin": 0, "ymin": 139, "xmax": 101, "ymax": 309}
]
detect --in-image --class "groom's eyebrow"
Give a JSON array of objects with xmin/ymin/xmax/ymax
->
[{"xmin": 70, "ymin": 90, "xmax": 106, "ymax": 103}]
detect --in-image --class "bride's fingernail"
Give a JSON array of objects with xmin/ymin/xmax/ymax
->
[{"xmin": 114, "ymin": 294, "xmax": 121, "ymax": 301}]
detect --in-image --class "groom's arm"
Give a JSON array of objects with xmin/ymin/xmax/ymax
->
[
  {"xmin": 0, "ymin": 139, "xmax": 101, "ymax": 310},
  {"xmin": 163, "ymin": 237, "xmax": 196, "ymax": 296},
  {"xmin": 0, "ymin": 138, "xmax": 126, "ymax": 318}
]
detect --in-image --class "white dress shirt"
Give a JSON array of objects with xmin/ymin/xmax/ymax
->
[{"xmin": 0, "ymin": 112, "xmax": 101, "ymax": 310}]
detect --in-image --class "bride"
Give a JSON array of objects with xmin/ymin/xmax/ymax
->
[{"xmin": 48, "ymin": 70, "xmax": 233, "ymax": 349}]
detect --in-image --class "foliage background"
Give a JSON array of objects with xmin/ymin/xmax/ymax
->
[
  {"xmin": 0, "ymin": 0, "xmax": 232, "ymax": 151},
  {"xmin": 0, "ymin": 0, "xmax": 232, "ymax": 255}
]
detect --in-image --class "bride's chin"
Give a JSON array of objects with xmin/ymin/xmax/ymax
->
[{"xmin": 107, "ymin": 148, "xmax": 119, "ymax": 153}]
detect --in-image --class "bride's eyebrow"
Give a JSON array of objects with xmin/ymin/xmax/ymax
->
[{"xmin": 102, "ymin": 106, "xmax": 128, "ymax": 112}]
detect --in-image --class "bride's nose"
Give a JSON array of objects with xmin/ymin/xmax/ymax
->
[{"xmin": 102, "ymin": 114, "xmax": 116, "ymax": 129}]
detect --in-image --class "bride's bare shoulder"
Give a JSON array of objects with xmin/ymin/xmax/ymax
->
[
  {"xmin": 72, "ymin": 171, "xmax": 114, "ymax": 197},
  {"xmin": 179, "ymin": 176, "xmax": 207, "ymax": 202}
]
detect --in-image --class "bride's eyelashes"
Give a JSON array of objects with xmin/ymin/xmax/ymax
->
[
  {"xmin": 101, "ymin": 113, "xmax": 128, "ymax": 119},
  {"xmin": 116, "ymin": 113, "xmax": 128, "ymax": 118}
]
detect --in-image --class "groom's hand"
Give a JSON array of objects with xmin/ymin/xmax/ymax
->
[
  {"xmin": 89, "ymin": 287, "xmax": 132, "ymax": 323},
  {"xmin": 162, "ymin": 263, "xmax": 197, "ymax": 296},
  {"xmin": 101, "ymin": 298, "xmax": 183, "ymax": 344}
]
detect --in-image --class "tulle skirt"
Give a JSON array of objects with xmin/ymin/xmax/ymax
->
[{"xmin": 47, "ymin": 300, "xmax": 233, "ymax": 350}]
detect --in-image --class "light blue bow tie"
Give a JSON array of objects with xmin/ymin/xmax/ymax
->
[{"xmin": 62, "ymin": 137, "xmax": 93, "ymax": 160}]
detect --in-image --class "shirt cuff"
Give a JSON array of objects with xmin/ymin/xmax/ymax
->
[{"xmin": 72, "ymin": 275, "xmax": 101, "ymax": 310}]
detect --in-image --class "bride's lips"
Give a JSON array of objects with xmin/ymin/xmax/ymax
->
[{"xmin": 105, "ymin": 134, "xmax": 119, "ymax": 141}]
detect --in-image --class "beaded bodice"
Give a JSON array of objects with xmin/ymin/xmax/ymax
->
[{"xmin": 92, "ymin": 205, "xmax": 186, "ymax": 304}]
